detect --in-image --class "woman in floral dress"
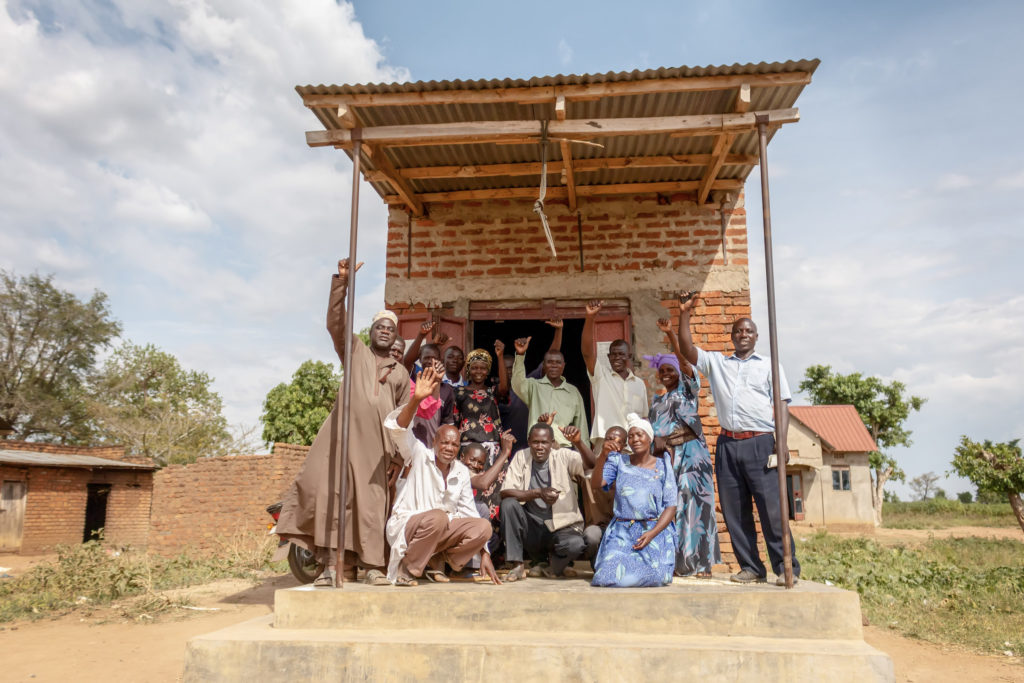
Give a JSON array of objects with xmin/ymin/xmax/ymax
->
[
  {"xmin": 591, "ymin": 414, "xmax": 678, "ymax": 587},
  {"xmin": 645, "ymin": 318, "xmax": 721, "ymax": 577}
]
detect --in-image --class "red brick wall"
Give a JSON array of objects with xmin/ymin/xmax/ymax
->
[
  {"xmin": 383, "ymin": 194, "xmax": 758, "ymax": 570},
  {"xmin": 0, "ymin": 464, "xmax": 152, "ymax": 554},
  {"xmin": 147, "ymin": 444, "xmax": 308, "ymax": 556}
]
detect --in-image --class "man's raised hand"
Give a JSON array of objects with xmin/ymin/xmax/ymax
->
[
  {"xmin": 678, "ymin": 290, "xmax": 699, "ymax": 314},
  {"xmin": 514, "ymin": 336, "xmax": 531, "ymax": 355},
  {"xmin": 560, "ymin": 425, "xmax": 582, "ymax": 446},
  {"xmin": 545, "ymin": 317, "xmax": 564, "ymax": 329},
  {"xmin": 419, "ymin": 320, "xmax": 436, "ymax": 337},
  {"xmin": 493, "ymin": 338, "xmax": 505, "ymax": 356},
  {"xmin": 337, "ymin": 258, "xmax": 364, "ymax": 282},
  {"xmin": 499, "ymin": 429, "xmax": 516, "ymax": 454},
  {"xmin": 656, "ymin": 318, "xmax": 673, "ymax": 334},
  {"xmin": 537, "ymin": 411, "xmax": 557, "ymax": 425},
  {"xmin": 585, "ymin": 299, "xmax": 603, "ymax": 317},
  {"xmin": 414, "ymin": 365, "xmax": 441, "ymax": 400}
]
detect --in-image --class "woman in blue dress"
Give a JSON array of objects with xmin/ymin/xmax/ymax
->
[
  {"xmin": 591, "ymin": 414, "xmax": 678, "ymax": 587},
  {"xmin": 645, "ymin": 318, "xmax": 721, "ymax": 577}
]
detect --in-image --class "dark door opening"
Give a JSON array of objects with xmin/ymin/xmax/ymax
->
[
  {"xmin": 83, "ymin": 483, "xmax": 110, "ymax": 542},
  {"xmin": 786, "ymin": 472, "xmax": 804, "ymax": 521},
  {"xmin": 472, "ymin": 317, "xmax": 592, "ymax": 428}
]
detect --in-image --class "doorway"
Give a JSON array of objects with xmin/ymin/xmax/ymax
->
[
  {"xmin": 786, "ymin": 472, "xmax": 805, "ymax": 521},
  {"xmin": 0, "ymin": 480, "xmax": 27, "ymax": 551},
  {"xmin": 83, "ymin": 483, "xmax": 111, "ymax": 542},
  {"xmin": 472, "ymin": 318, "xmax": 592, "ymax": 426}
]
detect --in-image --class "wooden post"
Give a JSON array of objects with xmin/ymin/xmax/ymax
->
[
  {"xmin": 755, "ymin": 115, "xmax": 794, "ymax": 589},
  {"xmin": 334, "ymin": 135, "xmax": 363, "ymax": 587}
]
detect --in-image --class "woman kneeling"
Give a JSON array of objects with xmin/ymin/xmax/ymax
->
[{"xmin": 591, "ymin": 414, "xmax": 677, "ymax": 587}]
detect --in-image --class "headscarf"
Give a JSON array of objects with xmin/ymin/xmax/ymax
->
[
  {"xmin": 464, "ymin": 348, "xmax": 493, "ymax": 372},
  {"xmin": 643, "ymin": 352, "xmax": 680, "ymax": 373},
  {"xmin": 372, "ymin": 310, "xmax": 398, "ymax": 326},
  {"xmin": 625, "ymin": 413, "xmax": 654, "ymax": 442}
]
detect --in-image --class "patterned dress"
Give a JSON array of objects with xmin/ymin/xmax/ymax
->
[
  {"xmin": 453, "ymin": 385, "xmax": 503, "ymax": 462},
  {"xmin": 591, "ymin": 452, "xmax": 678, "ymax": 587},
  {"xmin": 649, "ymin": 371, "xmax": 721, "ymax": 575}
]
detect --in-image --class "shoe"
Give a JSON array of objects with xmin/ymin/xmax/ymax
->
[
  {"xmin": 775, "ymin": 575, "xmax": 799, "ymax": 586},
  {"xmin": 730, "ymin": 569, "xmax": 767, "ymax": 584}
]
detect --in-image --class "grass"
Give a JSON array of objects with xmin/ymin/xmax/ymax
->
[
  {"xmin": 0, "ymin": 530, "xmax": 285, "ymax": 623},
  {"xmin": 798, "ymin": 532, "xmax": 1024, "ymax": 657},
  {"xmin": 883, "ymin": 499, "xmax": 1019, "ymax": 529}
]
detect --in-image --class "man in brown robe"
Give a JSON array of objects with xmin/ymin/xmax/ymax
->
[{"xmin": 276, "ymin": 258, "xmax": 410, "ymax": 585}]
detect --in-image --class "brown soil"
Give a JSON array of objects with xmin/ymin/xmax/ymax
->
[{"xmin": 1, "ymin": 530, "xmax": 1022, "ymax": 681}]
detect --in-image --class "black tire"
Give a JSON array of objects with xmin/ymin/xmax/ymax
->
[{"xmin": 287, "ymin": 543, "xmax": 324, "ymax": 584}]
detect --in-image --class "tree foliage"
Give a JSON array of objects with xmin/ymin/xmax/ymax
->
[
  {"xmin": 90, "ymin": 342, "xmax": 230, "ymax": 466},
  {"xmin": 0, "ymin": 270, "xmax": 121, "ymax": 442},
  {"xmin": 799, "ymin": 364, "xmax": 926, "ymax": 525},
  {"xmin": 260, "ymin": 360, "xmax": 340, "ymax": 446},
  {"xmin": 951, "ymin": 436, "xmax": 1024, "ymax": 533},
  {"xmin": 909, "ymin": 471, "xmax": 941, "ymax": 501}
]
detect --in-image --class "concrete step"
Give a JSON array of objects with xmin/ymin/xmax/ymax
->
[
  {"xmin": 273, "ymin": 578, "xmax": 866, "ymax": 641},
  {"xmin": 184, "ymin": 615, "xmax": 894, "ymax": 682}
]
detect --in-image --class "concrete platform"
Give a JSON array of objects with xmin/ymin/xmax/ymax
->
[{"xmin": 184, "ymin": 577, "xmax": 894, "ymax": 682}]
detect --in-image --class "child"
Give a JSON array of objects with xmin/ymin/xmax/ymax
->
[{"xmin": 460, "ymin": 430, "xmax": 516, "ymax": 562}]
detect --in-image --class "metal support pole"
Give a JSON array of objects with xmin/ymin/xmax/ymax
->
[
  {"xmin": 719, "ymin": 194, "xmax": 731, "ymax": 267},
  {"xmin": 755, "ymin": 115, "xmax": 794, "ymax": 589},
  {"xmin": 334, "ymin": 135, "xmax": 363, "ymax": 587}
]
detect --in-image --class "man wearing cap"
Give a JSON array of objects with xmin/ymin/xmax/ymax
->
[
  {"xmin": 676, "ymin": 292, "xmax": 800, "ymax": 586},
  {"xmin": 276, "ymin": 258, "xmax": 411, "ymax": 586}
]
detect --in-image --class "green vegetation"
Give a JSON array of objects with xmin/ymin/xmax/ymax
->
[
  {"xmin": 260, "ymin": 359, "xmax": 340, "ymax": 446},
  {"xmin": 882, "ymin": 499, "xmax": 1019, "ymax": 529},
  {"xmin": 799, "ymin": 533, "xmax": 1024, "ymax": 656},
  {"xmin": 0, "ymin": 534, "xmax": 282, "ymax": 623}
]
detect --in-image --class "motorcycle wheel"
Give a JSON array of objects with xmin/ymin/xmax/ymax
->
[{"xmin": 286, "ymin": 543, "xmax": 324, "ymax": 584}]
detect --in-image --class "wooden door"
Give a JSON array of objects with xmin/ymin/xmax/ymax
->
[
  {"xmin": 395, "ymin": 313, "xmax": 466, "ymax": 355},
  {"xmin": 0, "ymin": 480, "xmax": 27, "ymax": 551},
  {"xmin": 591, "ymin": 313, "xmax": 633, "ymax": 374}
]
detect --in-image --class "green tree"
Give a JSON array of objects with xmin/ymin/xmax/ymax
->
[
  {"xmin": 951, "ymin": 437, "xmax": 1024, "ymax": 533},
  {"xmin": 90, "ymin": 342, "xmax": 230, "ymax": 466},
  {"xmin": 956, "ymin": 490, "xmax": 972, "ymax": 503},
  {"xmin": 260, "ymin": 360, "xmax": 340, "ymax": 446},
  {"xmin": 0, "ymin": 270, "xmax": 121, "ymax": 442},
  {"xmin": 799, "ymin": 364, "xmax": 926, "ymax": 526}
]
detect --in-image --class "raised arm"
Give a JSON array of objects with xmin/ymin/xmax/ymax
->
[
  {"xmin": 657, "ymin": 317, "xmax": 694, "ymax": 379},
  {"xmin": 561, "ymin": 426, "xmax": 595, "ymax": 469},
  {"xmin": 581, "ymin": 300, "xmax": 602, "ymax": 375},
  {"xmin": 327, "ymin": 258, "xmax": 363, "ymax": 361},
  {"xmin": 402, "ymin": 320, "xmax": 433, "ymax": 373},
  {"xmin": 395, "ymin": 366, "xmax": 441, "ymax": 429},
  {"xmin": 546, "ymin": 317, "xmax": 564, "ymax": 354},
  {"xmin": 494, "ymin": 339, "xmax": 509, "ymax": 398},
  {"xmin": 471, "ymin": 430, "xmax": 516, "ymax": 491},
  {"xmin": 510, "ymin": 336, "xmax": 532, "ymax": 400},
  {"xmin": 676, "ymin": 291, "xmax": 699, "ymax": 366}
]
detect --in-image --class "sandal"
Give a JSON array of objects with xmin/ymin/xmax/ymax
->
[
  {"xmin": 505, "ymin": 564, "xmax": 527, "ymax": 582},
  {"xmin": 363, "ymin": 569, "xmax": 391, "ymax": 586},
  {"xmin": 424, "ymin": 568, "xmax": 450, "ymax": 583},
  {"xmin": 313, "ymin": 568, "xmax": 335, "ymax": 587},
  {"xmin": 394, "ymin": 574, "xmax": 419, "ymax": 587}
]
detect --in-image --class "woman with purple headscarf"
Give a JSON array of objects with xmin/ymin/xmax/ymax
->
[{"xmin": 645, "ymin": 318, "xmax": 721, "ymax": 577}]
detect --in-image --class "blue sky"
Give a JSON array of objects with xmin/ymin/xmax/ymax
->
[{"xmin": 1, "ymin": 0, "xmax": 1021, "ymax": 498}]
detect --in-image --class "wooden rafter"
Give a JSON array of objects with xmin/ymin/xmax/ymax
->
[
  {"xmin": 554, "ymin": 95, "xmax": 577, "ymax": 212},
  {"xmin": 306, "ymin": 108, "xmax": 799, "ymax": 148},
  {"xmin": 382, "ymin": 178, "xmax": 744, "ymax": 205},
  {"xmin": 370, "ymin": 150, "xmax": 424, "ymax": 216},
  {"xmin": 697, "ymin": 84, "xmax": 751, "ymax": 205},
  {"xmin": 299, "ymin": 71, "xmax": 812, "ymax": 109},
  {"xmin": 362, "ymin": 154, "xmax": 757, "ymax": 183}
]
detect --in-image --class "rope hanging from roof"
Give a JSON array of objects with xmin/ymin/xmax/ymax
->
[{"xmin": 533, "ymin": 120, "xmax": 558, "ymax": 257}]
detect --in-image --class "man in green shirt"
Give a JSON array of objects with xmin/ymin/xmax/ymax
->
[{"xmin": 511, "ymin": 336, "xmax": 590, "ymax": 449}]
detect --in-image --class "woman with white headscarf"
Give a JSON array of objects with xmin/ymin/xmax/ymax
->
[{"xmin": 591, "ymin": 413, "xmax": 678, "ymax": 587}]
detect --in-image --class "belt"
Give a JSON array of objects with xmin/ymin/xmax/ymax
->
[{"xmin": 720, "ymin": 429, "xmax": 772, "ymax": 440}]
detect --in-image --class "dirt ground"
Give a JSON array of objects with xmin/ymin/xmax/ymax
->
[{"xmin": 1, "ymin": 528, "xmax": 1021, "ymax": 682}]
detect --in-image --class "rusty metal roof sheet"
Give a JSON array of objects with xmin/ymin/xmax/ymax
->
[
  {"xmin": 0, "ymin": 449, "xmax": 156, "ymax": 470},
  {"xmin": 789, "ymin": 406, "xmax": 878, "ymax": 453},
  {"xmin": 296, "ymin": 60, "xmax": 819, "ymax": 212}
]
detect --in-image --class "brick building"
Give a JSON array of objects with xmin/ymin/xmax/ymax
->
[
  {"xmin": 0, "ymin": 441, "xmax": 155, "ymax": 554},
  {"xmin": 298, "ymin": 60, "xmax": 817, "ymax": 569}
]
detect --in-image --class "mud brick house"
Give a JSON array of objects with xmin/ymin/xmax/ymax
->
[
  {"xmin": 298, "ymin": 60, "xmax": 818, "ymax": 567},
  {"xmin": 0, "ymin": 441, "xmax": 155, "ymax": 553}
]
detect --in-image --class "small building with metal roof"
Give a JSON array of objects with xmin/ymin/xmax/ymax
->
[
  {"xmin": 0, "ymin": 441, "xmax": 155, "ymax": 554},
  {"xmin": 786, "ymin": 406, "xmax": 878, "ymax": 529}
]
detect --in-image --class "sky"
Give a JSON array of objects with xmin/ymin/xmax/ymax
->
[{"xmin": 1, "ymin": 0, "xmax": 1021, "ymax": 498}]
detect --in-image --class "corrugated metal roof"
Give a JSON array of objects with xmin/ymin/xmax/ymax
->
[
  {"xmin": 789, "ymin": 406, "xmax": 878, "ymax": 453},
  {"xmin": 296, "ymin": 60, "xmax": 819, "ymax": 209},
  {"xmin": 0, "ymin": 449, "xmax": 156, "ymax": 470}
]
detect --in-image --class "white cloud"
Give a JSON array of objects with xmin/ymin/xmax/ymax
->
[
  {"xmin": 998, "ymin": 168, "xmax": 1024, "ymax": 189},
  {"xmin": 936, "ymin": 173, "xmax": 975, "ymax": 191},
  {"xmin": 557, "ymin": 38, "xmax": 573, "ymax": 67},
  {"xmin": 0, "ymin": 0, "xmax": 408, "ymax": 433}
]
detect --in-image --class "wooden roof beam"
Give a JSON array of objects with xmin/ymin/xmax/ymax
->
[
  {"xmin": 370, "ymin": 150, "xmax": 424, "ymax": 216},
  {"xmin": 698, "ymin": 84, "xmax": 750, "ymax": 205},
  {"xmin": 383, "ymin": 178, "xmax": 744, "ymax": 205},
  {"xmin": 560, "ymin": 140, "xmax": 577, "ymax": 213},
  {"xmin": 299, "ymin": 71, "xmax": 812, "ymax": 108},
  {"xmin": 306, "ymin": 108, "xmax": 799, "ymax": 148}
]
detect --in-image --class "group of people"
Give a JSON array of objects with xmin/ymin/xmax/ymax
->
[{"xmin": 275, "ymin": 258, "xmax": 799, "ymax": 589}]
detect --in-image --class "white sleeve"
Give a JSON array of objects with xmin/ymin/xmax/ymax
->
[
  {"xmin": 777, "ymin": 363, "xmax": 793, "ymax": 403},
  {"xmin": 695, "ymin": 346, "xmax": 713, "ymax": 378},
  {"xmin": 383, "ymin": 407, "xmax": 422, "ymax": 465},
  {"xmin": 455, "ymin": 473, "xmax": 481, "ymax": 520}
]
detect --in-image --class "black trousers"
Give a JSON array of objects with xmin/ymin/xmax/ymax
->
[
  {"xmin": 500, "ymin": 497, "xmax": 594, "ymax": 574},
  {"xmin": 715, "ymin": 433, "xmax": 800, "ymax": 577}
]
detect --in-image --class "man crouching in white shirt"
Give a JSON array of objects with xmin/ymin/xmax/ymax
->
[{"xmin": 383, "ymin": 365, "xmax": 502, "ymax": 586}]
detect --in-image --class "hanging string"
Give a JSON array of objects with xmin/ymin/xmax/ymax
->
[{"xmin": 533, "ymin": 120, "xmax": 557, "ymax": 257}]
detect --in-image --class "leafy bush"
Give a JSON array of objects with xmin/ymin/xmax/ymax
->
[{"xmin": 799, "ymin": 533, "xmax": 1024, "ymax": 655}]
